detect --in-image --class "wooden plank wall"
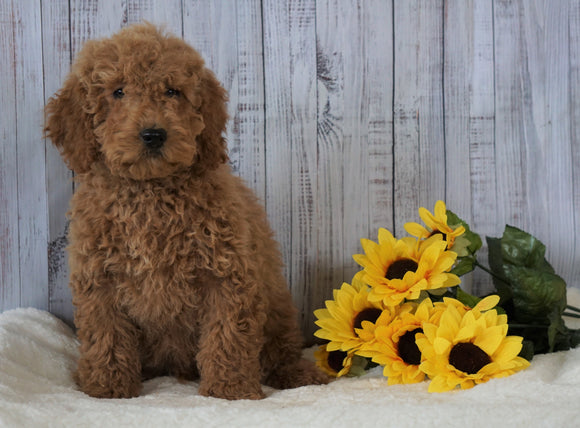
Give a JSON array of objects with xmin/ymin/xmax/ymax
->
[{"xmin": 1, "ymin": 0, "xmax": 578, "ymax": 342}]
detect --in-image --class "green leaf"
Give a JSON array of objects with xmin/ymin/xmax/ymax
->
[
  {"xmin": 547, "ymin": 308, "xmax": 571, "ymax": 352},
  {"xmin": 450, "ymin": 257, "xmax": 476, "ymax": 276},
  {"xmin": 504, "ymin": 265, "xmax": 567, "ymax": 323},
  {"xmin": 486, "ymin": 227, "xmax": 573, "ymax": 356},
  {"xmin": 500, "ymin": 225, "xmax": 554, "ymax": 273},
  {"xmin": 570, "ymin": 329, "xmax": 580, "ymax": 348},
  {"xmin": 446, "ymin": 210, "xmax": 482, "ymax": 254},
  {"xmin": 518, "ymin": 340, "xmax": 535, "ymax": 361},
  {"xmin": 486, "ymin": 237, "xmax": 512, "ymax": 302},
  {"xmin": 347, "ymin": 355, "xmax": 370, "ymax": 377},
  {"xmin": 455, "ymin": 287, "xmax": 483, "ymax": 308}
]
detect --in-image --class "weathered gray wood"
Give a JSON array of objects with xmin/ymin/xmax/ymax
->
[
  {"xmin": 363, "ymin": 1, "xmax": 394, "ymax": 240},
  {"xmin": 69, "ymin": 0, "xmax": 126, "ymax": 56},
  {"xmin": 495, "ymin": 0, "xmax": 575, "ymax": 285},
  {"xmin": 314, "ymin": 0, "xmax": 394, "ymax": 329},
  {"xmin": 443, "ymin": 0, "xmax": 496, "ymax": 294},
  {"xmin": 263, "ymin": 0, "xmax": 318, "ymax": 336},
  {"xmin": 466, "ymin": 0, "xmax": 497, "ymax": 295},
  {"xmin": 183, "ymin": 0, "xmax": 266, "ymax": 201},
  {"xmin": 519, "ymin": 0, "xmax": 574, "ymax": 285},
  {"xmin": 494, "ymin": 0, "xmax": 530, "ymax": 231},
  {"xmin": 0, "ymin": 1, "xmax": 20, "ymax": 311},
  {"xmin": 571, "ymin": 0, "xmax": 580, "ymax": 288},
  {"xmin": 393, "ymin": 0, "xmax": 446, "ymax": 238},
  {"xmin": 13, "ymin": 0, "xmax": 49, "ymax": 309},
  {"xmin": 314, "ymin": 0, "xmax": 347, "ymax": 327},
  {"xmin": 42, "ymin": 0, "xmax": 74, "ymax": 324},
  {"xmin": 126, "ymin": 0, "xmax": 183, "ymax": 29},
  {"xmin": 262, "ymin": 0, "xmax": 293, "ymax": 289}
]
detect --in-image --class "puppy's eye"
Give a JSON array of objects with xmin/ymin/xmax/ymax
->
[
  {"xmin": 165, "ymin": 88, "xmax": 180, "ymax": 98},
  {"xmin": 113, "ymin": 88, "xmax": 125, "ymax": 99}
]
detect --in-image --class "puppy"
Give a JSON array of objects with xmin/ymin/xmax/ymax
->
[{"xmin": 45, "ymin": 23, "xmax": 327, "ymax": 400}]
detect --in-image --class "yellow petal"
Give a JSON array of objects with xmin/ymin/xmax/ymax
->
[
  {"xmin": 434, "ymin": 200, "xmax": 447, "ymax": 220},
  {"xmin": 474, "ymin": 325, "xmax": 505, "ymax": 355},
  {"xmin": 434, "ymin": 337, "xmax": 452, "ymax": 355},
  {"xmin": 360, "ymin": 239, "xmax": 384, "ymax": 268},
  {"xmin": 473, "ymin": 295, "xmax": 500, "ymax": 312},
  {"xmin": 418, "ymin": 207, "xmax": 438, "ymax": 231},
  {"xmin": 313, "ymin": 308, "xmax": 330, "ymax": 320},
  {"xmin": 377, "ymin": 228, "xmax": 396, "ymax": 246},
  {"xmin": 428, "ymin": 375, "xmax": 453, "ymax": 393},
  {"xmin": 421, "ymin": 323, "xmax": 438, "ymax": 342},
  {"xmin": 405, "ymin": 222, "xmax": 430, "ymax": 238},
  {"xmin": 492, "ymin": 336, "xmax": 524, "ymax": 362},
  {"xmin": 415, "ymin": 298, "xmax": 433, "ymax": 321},
  {"xmin": 443, "ymin": 273, "xmax": 461, "ymax": 287}
]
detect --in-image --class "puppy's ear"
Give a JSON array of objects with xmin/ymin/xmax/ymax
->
[
  {"xmin": 196, "ymin": 68, "xmax": 229, "ymax": 171},
  {"xmin": 45, "ymin": 73, "xmax": 99, "ymax": 174}
]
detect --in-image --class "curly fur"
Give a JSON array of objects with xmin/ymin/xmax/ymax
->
[{"xmin": 45, "ymin": 23, "xmax": 328, "ymax": 400}]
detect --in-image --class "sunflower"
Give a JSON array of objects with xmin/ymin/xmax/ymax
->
[
  {"xmin": 314, "ymin": 345, "xmax": 355, "ymax": 377},
  {"xmin": 313, "ymin": 277, "xmax": 385, "ymax": 352},
  {"xmin": 404, "ymin": 200, "xmax": 467, "ymax": 253},
  {"xmin": 416, "ymin": 296, "xmax": 530, "ymax": 392},
  {"xmin": 357, "ymin": 298, "xmax": 435, "ymax": 385},
  {"xmin": 353, "ymin": 228, "xmax": 460, "ymax": 307}
]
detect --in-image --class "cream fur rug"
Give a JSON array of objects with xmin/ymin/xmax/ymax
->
[{"xmin": 1, "ymin": 289, "xmax": 580, "ymax": 428}]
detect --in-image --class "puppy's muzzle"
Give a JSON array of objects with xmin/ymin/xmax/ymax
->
[{"xmin": 140, "ymin": 128, "xmax": 167, "ymax": 151}]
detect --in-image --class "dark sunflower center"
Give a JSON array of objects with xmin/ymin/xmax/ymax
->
[
  {"xmin": 397, "ymin": 328, "xmax": 423, "ymax": 365},
  {"xmin": 448, "ymin": 342, "xmax": 491, "ymax": 374},
  {"xmin": 327, "ymin": 350, "xmax": 348, "ymax": 373},
  {"xmin": 385, "ymin": 258, "xmax": 418, "ymax": 280},
  {"xmin": 353, "ymin": 308, "xmax": 383, "ymax": 333}
]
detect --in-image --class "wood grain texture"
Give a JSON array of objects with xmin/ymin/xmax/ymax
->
[
  {"xmin": 494, "ymin": 0, "xmax": 530, "ymax": 230},
  {"xmin": 520, "ymin": 0, "xmax": 574, "ymax": 285},
  {"xmin": 314, "ymin": 0, "xmax": 347, "ymax": 333},
  {"xmin": 314, "ymin": 0, "xmax": 394, "ymax": 325},
  {"xmin": 571, "ymin": 0, "xmax": 580, "ymax": 288},
  {"xmin": 183, "ymin": 0, "xmax": 266, "ymax": 200},
  {"xmin": 42, "ymin": 0, "xmax": 74, "ymax": 323},
  {"xmin": 443, "ymin": 0, "xmax": 474, "ymax": 292},
  {"xmin": 393, "ymin": 0, "xmax": 446, "ymax": 238},
  {"xmin": 126, "ymin": 0, "xmax": 183, "ymax": 29},
  {"xmin": 263, "ymin": 0, "xmax": 318, "ymax": 336},
  {"xmin": 495, "ymin": 0, "xmax": 575, "ymax": 285},
  {"xmin": 262, "ymin": 0, "xmax": 295, "ymax": 312},
  {"xmin": 466, "ymin": 0, "xmax": 496, "ymax": 295},
  {"xmin": 0, "ymin": 0, "xmax": 578, "ymax": 342},
  {"xmin": 0, "ymin": 0, "xmax": 20, "ymax": 311},
  {"xmin": 13, "ymin": 0, "xmax": 49, "ymax": 309},
  {"xmin": 443, "ymin": 0, "xmax": 496, "ymax": 294},
  {"xmin": 69, "ymin": 0, "xmax": 125, "ymax": 56},
  {"xmin": 363, "ymin": 0, "xmax": 394, "ymax": 239}
]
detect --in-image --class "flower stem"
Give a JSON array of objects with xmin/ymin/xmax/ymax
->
[
  {"xmin": 472, "ymin": 259, "xmax": 511, "ymax": 287},
  {"xmin": 563, "ymin": 312, "xmax": 580, "ymax": 319},
  {"xmin": 508, "ymin": 323, "xmax": 548, "ymax": 329}
]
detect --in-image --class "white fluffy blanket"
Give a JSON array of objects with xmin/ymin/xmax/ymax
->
[{"xmin": 2, "ymin": 290, "xmax": 580, "ymax": 428}]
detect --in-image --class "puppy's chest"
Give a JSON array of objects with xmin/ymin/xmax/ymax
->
[
  {"xmin": 108, "ymin": 192, "xmax": 209, "ymax": 274},
  {"xmin": 104, "ymin": 192, "xmax": 210, "ymax": 321}
]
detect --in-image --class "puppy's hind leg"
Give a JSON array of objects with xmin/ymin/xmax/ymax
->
[{"xmin": 261, "ymin": 302, "xmax": 330, "ymax": 389}]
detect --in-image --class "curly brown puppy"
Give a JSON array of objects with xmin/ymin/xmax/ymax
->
[{"xmin": 45, "ymin": 23, "xmax": 327, "ymax": 400}]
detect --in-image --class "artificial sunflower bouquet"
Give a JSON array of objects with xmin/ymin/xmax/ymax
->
[{"xmin": 313, "ymin": 201, "xmax": 580, "ymax": 392}]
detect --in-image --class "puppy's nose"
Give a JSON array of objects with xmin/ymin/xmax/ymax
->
[{"xmin": 140, "ymin": 128, "xmax": 167, "ymax": 150}]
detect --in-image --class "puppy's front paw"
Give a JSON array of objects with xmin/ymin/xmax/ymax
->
[
  {"xmin": 198, "ymin": 378, "xmax": 265, "ymax": 400},
  {"xmin": 265, "ymin": 358, "xmax": 330, "ymax": 389},
  {"xmin": 76, "ymin": 359, "xmax": 142, "ymax": 399}
]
